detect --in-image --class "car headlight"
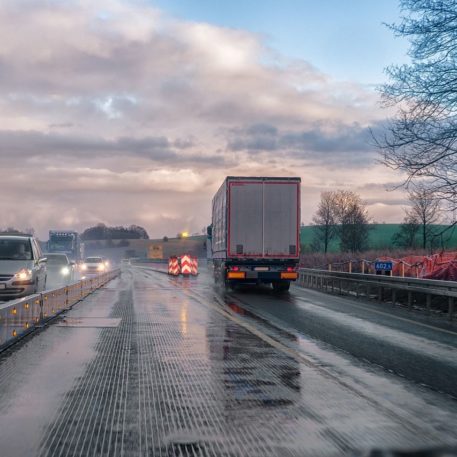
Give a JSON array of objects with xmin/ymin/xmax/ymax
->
[
  {"xmin": 14, "ymin": 268, "xmax": 33, "ymax": 280},
  {"xmin": 81, "ymin": 264, "xmax": 87, "ymax": 271},
  {"xmin": 97, "ymin": 264, "xmax": 105, "ymax": 271},
  {"xmin": 61, "ymin": 266, "xmax": 70, "ymax": 276}
]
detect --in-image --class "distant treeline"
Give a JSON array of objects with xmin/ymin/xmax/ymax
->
[
  {"xmin": 81, "ymin": 224, "xmax": 149, "ymax": 241},
  {"xmin": 301, "ymin": 224, "xmax": 457, "ymax": 253}
]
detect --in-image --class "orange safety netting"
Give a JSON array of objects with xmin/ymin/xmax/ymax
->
[{"xmin": 377, "ymin": 252, "xmax": 457, "ymax": 279}]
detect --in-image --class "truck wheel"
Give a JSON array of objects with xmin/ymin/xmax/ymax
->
[{"xmin": 272, "ymin": 281, "xmax": 290, "ymax": 293}]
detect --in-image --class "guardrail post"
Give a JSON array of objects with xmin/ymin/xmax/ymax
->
[
  {"xmin": 361, "ymin": 260, "xmax": 365, "ymax": 274},
  {"xmin": 348, "ymin": 261, "xmax": 352, "ymax": 274},
  {"xmin": 339, "ymin": 279, "xmax": 342, "ymax": 295},
  {"xmin": 448, "ymin": 297, "xmax": 454, "ymax": 321},
  {"xmin": 328, "ymin": 263, "xmax": 332, "ymax": 272},
  {"xmin": 426, "ymin": 294, "xmax": 431, "ymax": 315},
  {"xmin": 400, "ymin": 261, "xmax": 405, "ymax": 278}
]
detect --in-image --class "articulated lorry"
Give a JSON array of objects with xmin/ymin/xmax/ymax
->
[
  {"xmin": 210, "ymin": 176, "xmax": 301, "ymax": 291},
  {"xmin": 48, "ymin": 230, "xmax": 83, "ymax": 262}
]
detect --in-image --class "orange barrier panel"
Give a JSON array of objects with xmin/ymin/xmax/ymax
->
[{"xmin": 168, "ymin": 257, "xmax": 180, "ymax": 276}]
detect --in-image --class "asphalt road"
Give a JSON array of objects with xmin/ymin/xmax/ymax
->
[{"xmin": 0, "ymin": 265, "xmax": 455, "ymax": 457}]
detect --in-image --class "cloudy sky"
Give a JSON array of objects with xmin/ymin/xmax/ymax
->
[{"xmin": 0, "ymin": 0, "xmax": 411, "ymax": 239}]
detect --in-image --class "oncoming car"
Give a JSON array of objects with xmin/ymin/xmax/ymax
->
[
  {"xmin": 0, "ymin": 235, "xmax": 47, "ymax": 299},
  {"xmin": 80, "ymin": 257, "xmax": 108, "ymax": 277},
  {"xmin": 45, "ymin": 253, "xmax": 76, "ymax": 286}
]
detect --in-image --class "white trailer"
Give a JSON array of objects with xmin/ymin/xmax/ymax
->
[{"xmin": 211, "ymin": 176, "xmax": 301, "ymax": 291}]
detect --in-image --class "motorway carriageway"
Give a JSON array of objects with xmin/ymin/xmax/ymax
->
[{"xmin": 0, "ymin": 265, "xmax": 456, "ymax": 456}]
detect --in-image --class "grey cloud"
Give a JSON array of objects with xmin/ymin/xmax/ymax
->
[
  {"xmin": 0, "ymin": 130, "xmax": 227, "ymax": 167},
  {"xmin": 49, "ymin": 122, "xmax": 74, "ymax": 129},
  {"xmin": 227, "ymin": 122, "xmax": 378, "ymax": 166}
]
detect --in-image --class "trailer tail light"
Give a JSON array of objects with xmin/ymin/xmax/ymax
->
[
  {"xmin": 281, "ymin": 272, "xmax": 298, "ymax": 280},
  {"xmin": 231, "ymin": 266, "xmax": 240, "ymax": 271},
  {"xmin": 227, "ymin": 271, "xmax": 246, "ymax": 279},
  {"xmin": 286, "ymin": 267, "xmax": 295, "ymax": 272}
]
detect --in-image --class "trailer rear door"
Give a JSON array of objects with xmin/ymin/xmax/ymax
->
[
  {"xmin": 263, "ymin": 182, "xmax": 299, "ymax": 257},
  {"xmin": 228, "ymin": 182, "xmax": 263, "ymax": 256}
]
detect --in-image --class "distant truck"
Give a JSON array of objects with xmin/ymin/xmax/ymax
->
[
  {"xmin": 211, "ymin": 176, "xmax": 301, "ymax": 291},
  {"xmin": 48, "ymin": 230, "xmax": 83, "ymax": 262}
]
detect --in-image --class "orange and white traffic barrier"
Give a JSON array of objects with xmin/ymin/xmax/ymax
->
[
  {"xmin": 191, "ymin": 257, "xmax": 198, "ymax": 276},
  {"xmin": 168, "ymin": 256, "xmax": 180, "ymax": 276},
  {"xmin": 180, "ymin": 254, "xmax": 192, "ymax": 276}
]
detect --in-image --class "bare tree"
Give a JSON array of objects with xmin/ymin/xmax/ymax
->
[
  {"xmin": 376, "ymin": 0, "xmax": 457, "ymax": 212},
  {"xmin": 406, "ymin": 186, "xmax": 441, "ymax": 249},
  {"xmin": 334, "ymin": 190, "xmax": 371, "ymax": 253},
  {"xmin": 392, "ymin": 215, "xmax": 420, "ymax": 248},
  {"xmin": 312, "ymin": 191, "xmax": 338, "ymax": 253}
]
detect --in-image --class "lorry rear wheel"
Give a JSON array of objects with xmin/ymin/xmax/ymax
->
[{"xmin": 272, "ymin": 281, "xmax": 290, "ymax": 293}]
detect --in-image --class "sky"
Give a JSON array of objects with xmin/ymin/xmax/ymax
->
[{"xmin": 0, "ymin": 0, "xmax": 412, "ymax": 239}]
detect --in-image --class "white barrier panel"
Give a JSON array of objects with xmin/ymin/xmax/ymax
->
[{"xmin": 0, "ymin": 269, "xmax": 120, "ymax": 350}]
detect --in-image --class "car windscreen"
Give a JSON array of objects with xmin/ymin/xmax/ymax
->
[
  {"xmin": 0, "ymin": 239, "xmax": 33, "ymax": 260},
  {"xmin": 85, "ymin": 257, "xmax": 102, "ymax": 263},
  {"xmin": 49, "ymin": 235, "xmax": 74, "ymax": 251},
  {"xmin": 46, "ymin": 254, "xmax": 68, "ymax": 265}
]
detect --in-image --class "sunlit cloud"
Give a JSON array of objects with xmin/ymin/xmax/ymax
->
[{"xmin": 0, "ymin": 0, "xmax": 400, "ymax": 237}]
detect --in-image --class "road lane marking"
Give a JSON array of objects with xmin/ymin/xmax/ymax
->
[{"xmin": 183, "ymin": 288, "xmax": 442, "ymax": 440}]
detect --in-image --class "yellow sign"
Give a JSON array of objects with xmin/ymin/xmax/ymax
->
[{"xmin": 148, "ymin": 243, "xmax": 163, "ymax": 259}]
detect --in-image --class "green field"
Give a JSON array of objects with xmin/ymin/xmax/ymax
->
[{"xmin": 301, "ymin": 224, "xmax": 457, "ymax": 252}]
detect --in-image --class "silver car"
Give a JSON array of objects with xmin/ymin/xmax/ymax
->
[
  {"xmin": 0, "ymin": 235, "xmax": 47, "ymax": 299},
  {"xmin": 45, "ymin": 253, "xmax": 76, "ymax": 287}
]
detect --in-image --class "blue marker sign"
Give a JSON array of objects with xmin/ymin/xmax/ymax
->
[{"xmin": 375, "ymin": 261, "xmax": 393, "ymax": 271}]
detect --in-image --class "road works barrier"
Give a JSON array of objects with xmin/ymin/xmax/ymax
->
[
  {"xmin": 0, "ymin": 269, "xmax": 120, "ymax": 351},
  {"xmin": 298, "ymin": 268, "xmax": 456, "ymax": 320},
  {"xmin": 181, "ymin": 254, "xmax": 192, "ymax": 276},
  {"xmin": 191, "ymin": 257, "xmax": 198, "ymax": 276},
  {"xmin": 168, "ymin": 257, "xmax": 180, "ymax": 276}
]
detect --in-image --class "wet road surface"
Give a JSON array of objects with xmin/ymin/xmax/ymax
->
[{"xmin": 0, "ymin": 265, "xmax": 456, "ymax": 456}]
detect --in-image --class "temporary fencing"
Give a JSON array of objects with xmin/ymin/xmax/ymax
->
[
  {"xmin": 312, "ymin": 251, "xmax": 457, "ymax": 280},
  {"xmin": 0, "ymin": 269, "xmax": 120, "ymax": 351}
]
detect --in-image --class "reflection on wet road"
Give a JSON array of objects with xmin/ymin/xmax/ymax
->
[{"xmin": 0, "ymin": 266, "xmax": 456, "ymax": 456}]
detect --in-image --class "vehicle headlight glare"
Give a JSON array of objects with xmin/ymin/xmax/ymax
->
[
  {"xmin": 14, "ymin": 268, "xmax": 32, "ymax": 280},
  {"xmin": 98, "ymin": 264, "xmax": 105, "ymax": 271},
  {"xmin": 81, "ymin": 264, "xmax": 87, "ymax": 271},
  {"xmin": 61, "ymin": 266, "xmax": 70, "ymax": 276}
]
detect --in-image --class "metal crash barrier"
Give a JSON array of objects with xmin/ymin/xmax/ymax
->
[
  {"xmin": 298, "ymin": 268, "xmax": 456, "ymax": 320},
  {"xmin": 0, "ymin": 269, "xmax": 120, "ymax": 350}
]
